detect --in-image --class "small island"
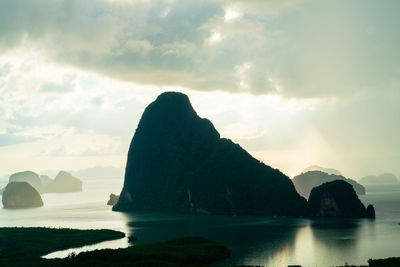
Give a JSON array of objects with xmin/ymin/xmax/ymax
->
[
  {"xmin": 42, "ymin": 171, "xmax": 82, "ymax": 193},
  {"xmin": 8, "ymin": 171, "xmax": 43, "ymax": 193},
  {"xmin": 307, "ymin": 180, "xmax": 375, "ymax": 218},
  {"xmin": 107, "ymin": 193, "xmax": 119, "ymax": 206},
  {"xmin": 2, "ymin": 182, "xmax": 43, "ymax": 209},
  {"xmin": 2, "ymin": 170, "xmax": 83, "ymax": 196}
]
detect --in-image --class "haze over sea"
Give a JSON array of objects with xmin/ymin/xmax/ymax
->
[{"xmin": 1, "ymin": 176, "xmax": 399, "ymax": 266}]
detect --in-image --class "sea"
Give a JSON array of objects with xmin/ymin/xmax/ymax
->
[{"xmin": 1, "ymin": 177, "xmax": 400, "ymax": 267}]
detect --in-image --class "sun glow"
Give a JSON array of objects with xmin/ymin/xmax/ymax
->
[{"xmin": 224, "ymin": 8, "xmax": 242, "ymax": 21}]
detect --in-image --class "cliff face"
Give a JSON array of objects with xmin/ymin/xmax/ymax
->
[
  {"xmin": 307, "ymin": 180, "xmax": 374, "ymax": 218},
  {"xmin": 2, "ymin": 182, "xmax": 43, "ymax": 209},
  {"xmin": 292, "ymin": 171, "xmax": 366, "ymax": 198},
  {"xmin": 113, "ymin": 92, "xmax": 306, "ymax": 216}
]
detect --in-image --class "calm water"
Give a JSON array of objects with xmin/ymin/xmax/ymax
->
[{"xmin": 1, "ymin": 178, "xmax": 400, "ymax": 267}]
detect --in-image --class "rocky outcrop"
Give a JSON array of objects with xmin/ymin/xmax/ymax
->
[
  {"xmin": 113, "ymin": 92, "xmax": 306, "ymax": 216},
  {"xmin": 2, "ymin": 182, "xmax": 43, "ymax": 209},
  {"xmin": 43, "ymin": 171, "xmax": 82, "ymax": 193},
  {"xmin": 306, "ymin": 180, "xmax": 375, "ymax": 218},
  {"xmin": 366, "ymin": 204, "xmax": 376, "ymax": 218},
  {"xmin": 107, "ymin": 194, "xmax": 119, "ymax": 206},
  {"xmin": 359, "ymin": 173, "xmax": 399, "ymax": 185},
  {"xmin": 293, "ymin": 171, "xmax": 366, "ymax": 198},
  {"xmin": 9, "ymin": 171, "xmax": 42, "ymax": 193}
]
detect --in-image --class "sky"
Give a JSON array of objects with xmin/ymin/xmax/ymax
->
[{"xmin": 0, "ymin": 0, "xmax": 399, "ymax": 179}]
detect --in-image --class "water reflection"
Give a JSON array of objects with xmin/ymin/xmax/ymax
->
[
  {"xmin": 310, "ymin": 219, "xmax": 362, "ymax": 245},
  {"xmin": 121, "ymin": 212, "xmax": 308, "ymax": 266},
  {"xmin": 118, "ymin": 213, "xmax": 381, "ymax": 266},
  {"xmin": 291, "ymin": 218, "xmax": 378, "ymax": 266},
  {"xmin": 1, "ymin": 179, "xmax": 397, "ymax": 266}
]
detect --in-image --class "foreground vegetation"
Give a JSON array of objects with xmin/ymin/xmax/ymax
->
[
  {"xmin": 0, "ymin": 227, "xmax": 230, "ymax": 266},
  {"xmin": 48, "ymin": 237, "xmax": 231, "ymax": 267},
  {"xmin": 338, "ymin": 257, "xmax": 400, "ymax": 267},
  {"xmin": 0, "ymin": 227, "xmax": 125, "ymax": 266}
]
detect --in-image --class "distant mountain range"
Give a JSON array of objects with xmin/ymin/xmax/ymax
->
[
  {"xmin": 359, "ymin": 173, "xmax": 399, "ymax": 185},
  {"xmin": 38, "ymin": 166, "xmax": 125, "ymax": 179}
]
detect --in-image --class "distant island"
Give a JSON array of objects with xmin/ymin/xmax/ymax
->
[
  {"xmin": 302, "ymin": 165, "xmax": 342, "ymax": 176},
  {"xmin": 307, "ymin": 180, "xmax": 374, "ymax": 218},
  {"xmin": 2, "ymin": 182, "xmax": 43, "ymax": 209},
  {"xmin": 8, "ymin": 171, "xmax": 43, "ymax": 193},
  {"xmin": 292, "ymin": 170, "xmax": 366, "ymax": 198},
  {"xmin": 42, "ymin": 171, "xmax": 82, "ymax": 193},
  {"xmin": 1, "ymin": 170, "xmax": 83, "ymax": 209},
  {"xmin": 359, "ymin": 173, "xmax": 399, "ymax": 185},
  {"xmin": 113, "ymin": 92, "xmax": 306, "ymax": 216},
  {"xmin": 1, "ymin": 170, "xmax": 82, "ymax": 195}
]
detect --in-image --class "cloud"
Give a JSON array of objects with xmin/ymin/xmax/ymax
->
[
  {"xmin": 1, "ymin": 0, "xmax": 399, "ymax": 98},
  {"xmin": 41, "ymin": 73, "xmax": 76, "ymax": 94},
  {"xmin": 0, "ymin": 0, "xmax": 400, "ymax": 179},
  {"xmin": 0, "ymin": 133, "xmax": 35, "ymax": 147}
]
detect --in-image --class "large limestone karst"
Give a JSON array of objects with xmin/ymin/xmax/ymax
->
[
  {"xmin": 113, "ymin": 92, "xmax": 306, "ymax": 215},
  {"xmin": 2, "ymin": 182, "xmax": 44, "ymax": 209},
  {"xmin": 292, "ymin": 170, "xmax": 366, "ymax": 198},
  {"xmin": 306, "ymin": 180, "xmax": 374, "ymax": 218},
  {"xmin": 42, "ymin": 171, "xmax": 82, "ymax": 193}
]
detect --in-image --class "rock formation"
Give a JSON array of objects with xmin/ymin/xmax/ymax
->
[
  {"xmin": 306, "ymin": 180, "xmax": 374, "ymax": 218},
  {"xmin": 9, "ymin": 171, "xmax": 43, "ymax": 193},
  {"xmin": 43, "ymin": 171, "xmax": 82, "ymax": 193},
  {"xmin": 107, "ymin": 194, "xmax": 119, "ymax": 206},
  {"xmin": 366, "ymin": 204, "xmax": 376, "ymax": 218},
  {"xmin": 2, "ymin": 182, "xmax": 43, "ymax": 209},
  {"xmin": 113, "ymin": 92, "xmax": 306, "ymax": 215},
  {"xmin": 359, "ymin": 173, "xmax": 399, "ymax": 185},
  {"xmin": 292, "ymin": 170, "xmax": 366, "ymax": 198}
]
